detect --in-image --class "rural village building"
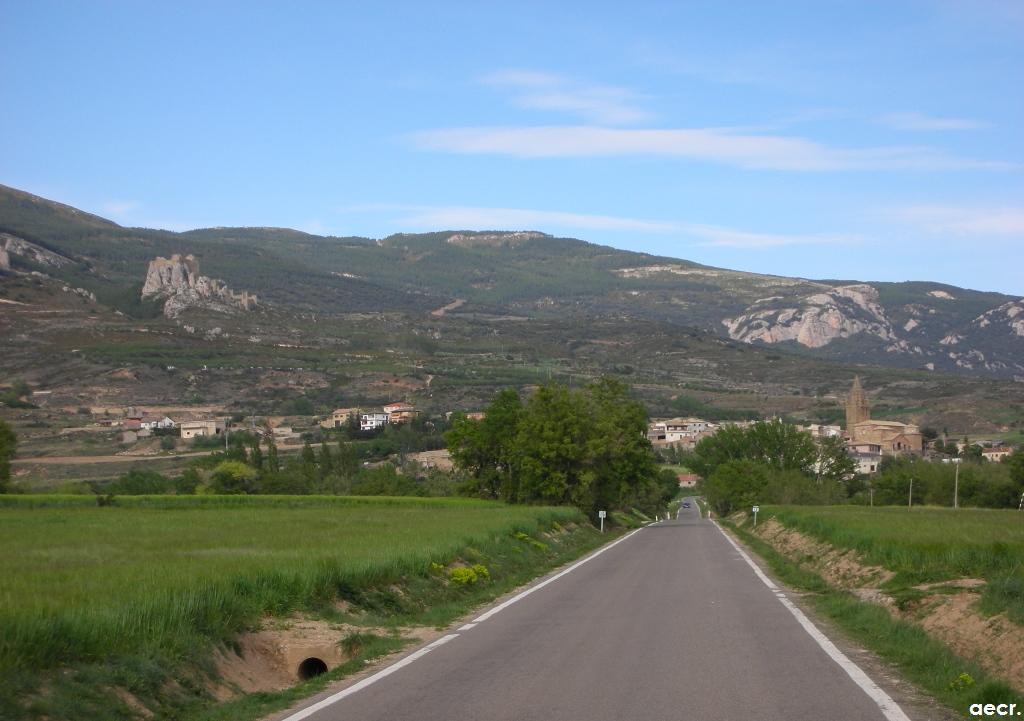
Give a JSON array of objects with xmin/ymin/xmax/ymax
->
[
  {"xmin": 646, "ymin": 417, "xmax": 716, "ymax": 447},
  {"xmin": 360, "ymin": 412, "xmax": 390, "ymax": 431},
  {"xmin": 383, "ymin": 402, "xmax": 419, "ymax": 424},
  {"xmin": 179, "ymin": 419, "xmax": 225, "ymax": 439},
  {"xmin": 356, "ymin": 404, "xmax": 420, "ymax": 431},
  {"xmin": 806, "ymin": 424, "xmax": 842, "ymax": 439},
  {"xmin": 140, "ymin": 415, "xmax": 176, "ymax": 430},
  {"xmin": 320, "ymin": 407, "xmax": 359, "ymax": 429},
  {"xmin": 982, "ymin": 446, "xmax": 1013, "ymax": 462},
  {"xmin": 677, "ymin": 473, "xmax": 700, "ymax": 488},
  {"xmin": 844, "ymin": 376, "xmax": 922, "ymax": 458}
]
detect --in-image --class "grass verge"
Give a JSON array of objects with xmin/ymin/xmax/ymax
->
[
  {"xmin": 721, "ymin": 519, "xmax": 1023, "ymax": 718},
  {"xmin": 0, "ymin": 496, "xmax": 610, "ymax": 721},
  {"xmin": 759, "ymin": 506, "xmax": 1024, "ymax": 623}
]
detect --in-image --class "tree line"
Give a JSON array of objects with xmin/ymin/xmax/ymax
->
[
  {"xmin": 687, "ymin": 419, "xmax": 857, "ymax": 516},
  {"xmin": 688, "ymin": 418, "xmax": 1024, "ymax": 515}
]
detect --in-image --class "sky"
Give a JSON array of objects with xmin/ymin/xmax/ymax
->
[{"xmin": 1, "ymin": 1, "xmax": 1022, "ymax": 295}]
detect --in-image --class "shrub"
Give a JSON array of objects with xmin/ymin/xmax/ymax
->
[{"xmin": 448, "ymin": 563, "xmax": 490, "ymax": 585}]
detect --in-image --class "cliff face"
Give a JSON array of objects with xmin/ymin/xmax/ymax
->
[
  {"xmin": 1, "ymin": 233, "xmax": 73, "ymax": 269},
  {"xmin": 974, "ymin": 300, "xmax": 1024, "ymax": 338},
  {"xmin": 722, "ymin": 284, "xmax": 894, "ymax": 349},
  {"xmin": 141, "ymin": 254, "xmax": 257, "ymax": 317}
]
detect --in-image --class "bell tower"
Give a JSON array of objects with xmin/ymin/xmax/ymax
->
[{"xmin": 846, "ymin": 376, "xmax": 870, "ymax": 431}]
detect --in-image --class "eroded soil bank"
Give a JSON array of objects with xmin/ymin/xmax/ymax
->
[{"xmin": 750, "ymin": 517, "xmax": 1024, "ymax": 693}]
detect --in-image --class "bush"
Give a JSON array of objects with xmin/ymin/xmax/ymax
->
[{"xmin": 448, "ymin": 563, "xmax": 490, "ymax": 585}]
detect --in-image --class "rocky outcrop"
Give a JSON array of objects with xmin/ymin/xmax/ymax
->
[
  {"xmin": 446, "ymin": 231, "xmax": 548, "ymax": 248},
  {"xmin": 973, "ymin": 300, "xmax": 1024, "ymax": 338},
  {"xmin": 722, "ymin": 284, "xmax": 895, "ymax": 348},
  {"xmin": 141, "ymin": 254, "xmax": 257, "ymax": 318},
  {"xmin": 1, "ymin": 233, "xmax": 72, "ymax": 269}
]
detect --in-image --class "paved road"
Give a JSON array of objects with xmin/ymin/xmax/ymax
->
[{"xmin": 283, "ymin": 502, "xmax": 907, "ymax": 721}]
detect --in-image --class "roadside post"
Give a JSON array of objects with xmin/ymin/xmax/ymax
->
[
  {"xmin": 752, "ymin": 505, "xmax": 760, "ymax": 528},
  {"xmin": 598, "ymin": 510, "xmax": 606, "ymax": 533}
]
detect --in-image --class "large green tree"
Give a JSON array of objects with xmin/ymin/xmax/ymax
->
[
  {"xmin": 446, "ymin": 389, "xmax": 523, "ymax": 499},
  {"xmin": 815, "ymin": 435, "xmax": 857, "ymax": 482},
  {"xmin": 690, "ymin": 419, "xmax": 817, "ymax": 478},
  {"xmin": 446, "ymin": 380, "xmax": 666, "ymax": 516}
]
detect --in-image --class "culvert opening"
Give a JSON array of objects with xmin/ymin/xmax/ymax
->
[{"xmin": 297, "ymin": 657, "xmax": 328, "ymax": 681}]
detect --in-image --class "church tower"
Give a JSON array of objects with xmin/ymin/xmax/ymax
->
[{"xmin": 846, "ymin": 376, "xmax": 870, "ymax": 432}]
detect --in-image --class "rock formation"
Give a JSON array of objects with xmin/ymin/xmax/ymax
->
[
  {"xmin": 1, "ymin": 233, "xmax": 72, "ymax": 269},
  {"xmin": 722, "ymin": 284, "xmax": 895, "ymax": 348},
  {"xmin": 445, "ymin": 231, "xmax": 548, "ymax": 248},
  {"xmin": 141, "ymin": 254, "xmax": 257, "ymax": 318},
  {"xmin": 973, "ymin": 300, "xmax": 1024, "ymax": 338}
]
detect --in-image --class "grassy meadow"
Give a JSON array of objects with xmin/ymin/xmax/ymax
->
[
  {"xmin": 0, "ymin": 496, "xmax": 586, "ymax": 678},
  {"xmin": 762, "ymin": 505, "xmax": 1024, "ymax": 620}
]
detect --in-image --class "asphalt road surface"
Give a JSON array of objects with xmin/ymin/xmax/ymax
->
[{"xmin": 282, "ymin": 502, "xmax": 910, "ymax": 721}]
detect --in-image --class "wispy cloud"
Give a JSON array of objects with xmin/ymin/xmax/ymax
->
[
  {"xmin": 410, "ymin": 125, "xmax": 1011, "ymax": 172},
  {"xmin": 684, "ymin": 224, "xmax": 858, "ymax": 248},
  {"xmin": 101, "ymin": 199, "xmax": 139, "ymax": 216},
  {"xmin": 348, "ymin": 203, "xmax": 856, "ymax": 249},
  {"xmin": 891, "ymin": 205, "xmax": 1024, "ymax": 236},
  {"xmin": 879, "ymin": 112, "xmax": 991, "ymax": 131},
  {"xmin": 481, "ymin": 69, "xmax": 650, "ymax": 125},
  {"xmin": 379, "ymin": 204, "xmax": 676, "ymax": 233}
]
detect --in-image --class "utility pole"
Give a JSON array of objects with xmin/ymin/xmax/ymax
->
[
  {"xmin": 908, "ymin": 477, "xmax": 913, "ymax": 509},
  {"xmin": 954, "ymin": 460, "xmax": 960, "ymax": 510}
]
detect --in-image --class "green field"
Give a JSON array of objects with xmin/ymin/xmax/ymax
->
[
  {"xmin": 0, "ymin": 496, "xmax": 587, "ymax": 683},
  {"xmin": 762, "ymin": 505, "xmax": 1024, "ymax": 620}
]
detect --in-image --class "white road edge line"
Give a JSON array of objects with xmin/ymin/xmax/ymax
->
[
  {"xmin": 458, "ymin": 623, "xmax": 477, "ymax": 631},
  {"xmin": 280, "ymin": 525, "xmax": 647, "ymax": 721},
  {"xmin": 714, "ymin": 522, "xmax": 911, "ymax": 721},
  {"xmin": 472, "ymin": 526, "xmax": 644, "ymax": 623},
  {"xmin": 279, "ymin": 634, "xmax": 460, "ymax": 721}
]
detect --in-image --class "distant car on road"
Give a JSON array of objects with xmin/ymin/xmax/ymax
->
[{"xmin": 682, "ymin": 502, "xmax": 691, "ymax": 508}]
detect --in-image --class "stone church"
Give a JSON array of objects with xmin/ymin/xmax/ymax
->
[{"xmin": 845, "ymin": 376, "xmax": 923, "ymax": 455}]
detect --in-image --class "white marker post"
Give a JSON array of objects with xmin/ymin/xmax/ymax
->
[
  {"xmin": 752, "ymin": 505, "xmax": 760, "ymax": 528},
  {"xmin": 598, "ymin": 510, "xmax": 607, "ymax": 533}
]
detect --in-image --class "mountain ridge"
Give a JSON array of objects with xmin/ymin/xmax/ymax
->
[{"xmin": 0, "ymin": 183, "xmax": 1021, "ymax": 379}]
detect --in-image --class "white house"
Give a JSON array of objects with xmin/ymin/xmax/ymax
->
[
  {"xmin": 851, "ymin": 452, "xmax": 882, "ymax": 475},
  {"xmin": 982, "ymin": 446, "xmax": 1013, "ymax": 463},
  {"xmin": 806, "ymin": 424, "xmax": 842, "ymax": 439},
  {"xmin": 647, "ymin": 417, "xmax": 714, "ymax": 446},
  {"xmin": 360, "ymin": 412, "xmax": 389, "ymax": 431},
  {"xmin": 140, "ymin": 415, "xmax": 176, "ymax": 430}
]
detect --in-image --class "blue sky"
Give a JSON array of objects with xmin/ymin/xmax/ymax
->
[{"xmin": 2, "ymin": 1, "xmax": 1022, "ymax": 294}]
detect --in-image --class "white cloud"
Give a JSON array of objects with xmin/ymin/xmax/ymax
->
[
  {"xmin": 410, "ymin": 125, "xmax": 1011, "ymax": 171},
  {"xmin": 352, "ymin": 203, "xmax": 855, "ymax": 249},
  {"xmin": 101, "ymin": 199, "xmax": 139, "ymax": 216},
  {"xmin": 879, "ymin": 112, "xmax": 990, "ymax": 131},
  {"xmin": 480, "ymin": 69, "xmax": 650, "ymax": 125},
  {"xmin": 684, "ymin": 224, "xmax": 858, "ymax": 248},
  {"xmin": 385, "ymin": 205, "xmax": 676, "ymax": 233},
  {"xmin": 892, "ymin": 205, "xmax": 1024, "ymax": 236}
]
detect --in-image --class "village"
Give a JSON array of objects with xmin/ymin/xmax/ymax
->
[{"xmin": 39, "ymin": 376, "xmax": 1014, "ymax": 490}]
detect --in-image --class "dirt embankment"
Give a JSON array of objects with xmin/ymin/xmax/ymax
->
[{"xmin": 752, "ymin": 517, "xmax": 1024, "ymax": 693}]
